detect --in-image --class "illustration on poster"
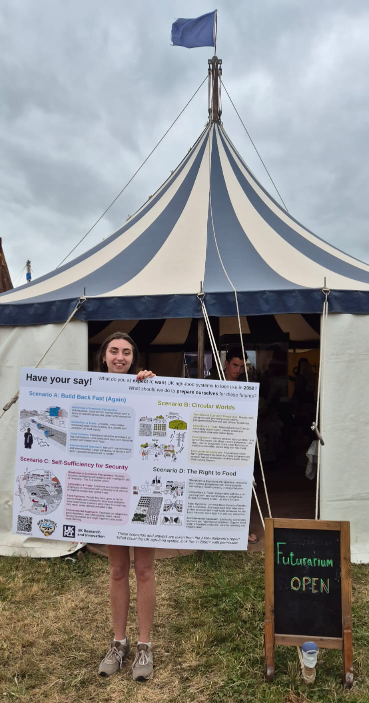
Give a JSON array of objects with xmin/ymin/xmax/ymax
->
[
  {"xmin": 20, "ymin": 405, "xmax": 68, "ymax": 449},
  {"xmin": 16, "ymin": 469, "xmax": 62, "ymax": 515}
]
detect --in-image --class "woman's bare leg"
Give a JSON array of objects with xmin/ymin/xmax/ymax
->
[
  {"xmin": 107, "ymin": 545, "xmax": 131, "ymax": 639},
  {"xmin": 134, "ymin": 547, "xmax": 156, "ymax": 642}
]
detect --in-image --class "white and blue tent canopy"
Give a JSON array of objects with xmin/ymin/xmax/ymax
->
[{"xmin": 2, "ymin": 123, "xmax": 369, "ymax": 326}]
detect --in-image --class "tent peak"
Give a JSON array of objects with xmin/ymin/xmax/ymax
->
[{"xmin": 208, "ymin": 56, "xmax": 222, "ymax": 124}]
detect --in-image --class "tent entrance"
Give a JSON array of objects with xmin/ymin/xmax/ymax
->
[
  {"xmin": 215, "ymin": 338, "xmax": 319, "ymax": 525},
  {"xmin": 254, "ymin": 345, "xmax": 319, "ymax": 525}
]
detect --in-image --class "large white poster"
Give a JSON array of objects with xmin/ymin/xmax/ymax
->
[{"xmin": 12, "ymin": 368, "xmax": 259, "ymax": 550}]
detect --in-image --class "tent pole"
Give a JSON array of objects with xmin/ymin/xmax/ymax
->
[
  {"xmin": 208, "ymin": 56, "xmax": 222, "ymax": 123},
  {"xmin": 197, "ymin": 317, "xmax": 205, "ymax": 379}
]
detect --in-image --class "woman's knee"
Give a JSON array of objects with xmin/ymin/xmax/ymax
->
[
  {"xmin": 134, "ymin": 554, "xmax": 155, "ymax": 583},
  {"xmin": 110, "ymin": 561, "xmax": 130, "ymax": 582},
  {"xmin": 108, "ymin": 547, "xmax": 131, "ymax": 582}
]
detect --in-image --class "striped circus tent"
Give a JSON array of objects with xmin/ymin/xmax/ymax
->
[
  {"xmin": 1, "ymin": 124, "xmax": 369, "ymax": 326},
  {"xmin": 1, "ymin": 58, "xmax": 369, "ymax": 562}
]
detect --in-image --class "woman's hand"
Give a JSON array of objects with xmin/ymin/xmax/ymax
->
[{"xmin": 136, "ymin": 369, "xmax": 156, "ymax": 381}]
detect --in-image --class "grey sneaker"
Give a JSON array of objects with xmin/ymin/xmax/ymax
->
[
  {"xmin": 98, "ymin": 638, "xmax": 130, "ymax": 677},
  {"xmin": 132, "ymin": 643, "xmax": 154, "ymax": 681}
]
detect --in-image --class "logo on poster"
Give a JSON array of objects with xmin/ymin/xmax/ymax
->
[
  {"xmin": 63, "ymin": 525, "xmax": 76, "ymax": 538},
  {"xmin": 37, "ymin": 519, "xmax": 57, "ymax": 537}
]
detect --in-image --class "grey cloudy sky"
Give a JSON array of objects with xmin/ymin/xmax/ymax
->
[{"xmin": 1, "ymin": 0, "xmax": 369, "ymax": 286}]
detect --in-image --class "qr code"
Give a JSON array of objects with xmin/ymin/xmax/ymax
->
[
  {"xmin": 17, "ymin": 515, "xmax": 32, "ymax": 533},
  {"xmin": 63, "ymin": 525, "xmax": 76, "ymax": 538}
]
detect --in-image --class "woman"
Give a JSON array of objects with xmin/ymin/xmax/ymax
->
[{"xmin": 97, "ymin": 332, "xmax": 156, "ymax": 682}]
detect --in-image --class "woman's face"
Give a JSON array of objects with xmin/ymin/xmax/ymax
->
[{"xmin": 103, "ymin": 339, "xmax": 134, "ymax": 374}]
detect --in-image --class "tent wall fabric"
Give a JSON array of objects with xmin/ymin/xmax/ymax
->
[
  {"xmin": 0, "ymin": 320, "xmax": 87, "ymax": 557},
  {"xmin": 320, "ymin": 314, "xmax": 369, "ymax": 563},
  {"xmin": 2, "ymin": 125, "xmax": 369, "ymax": 326}
]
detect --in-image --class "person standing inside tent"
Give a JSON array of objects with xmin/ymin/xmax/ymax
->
[
  {"xmin": 224, "ymin": 347, "xmax": 259, "ymax": 545},
  {"xmin": 97, "ymin": 332, "xmax": 156, "ymax": 682}
]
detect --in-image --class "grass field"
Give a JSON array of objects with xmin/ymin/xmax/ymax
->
[{"xmin": 0, "ymin": 550, "xmax": 368, "ymax": 703}]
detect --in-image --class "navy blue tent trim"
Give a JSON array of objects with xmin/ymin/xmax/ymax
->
[{"xmin": 1, "ymin": 289, "xmax": 369, "ymax": 326}]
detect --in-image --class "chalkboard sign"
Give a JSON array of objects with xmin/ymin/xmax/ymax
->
[
  {"xmin": 274, "ymin": 527, "xmax": 342, "ymax": 638},
  {"xmin": 264, "ymin": 518, "xmax": 353, "ymax": 687}
]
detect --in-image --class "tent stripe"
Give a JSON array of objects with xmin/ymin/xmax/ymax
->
[
  {"xmin": 219, "ymin": 128, "xmax": 369, "ymax": 284},
  {"xmin": 275, "ymin": 313, "xmax": 319, "ymax": 340},
  {"xmin": 88, "ymin": 319, "xmax": 139, "ymax": 344},
  {"xmin": 301, "ymin": 314, "xmax": 320, "ymax": 334},
  {"xmin": 150, "ymin": 318, "xmax": 192, "ymax": 345},
  {"xmin": 0, "ymin": 129, "xmax": 209, "ymax": 305},
  {"xmin": 204, "ymin": 129, "xmax": 296, "ymax": 292},
  {"xmin": 99, "ymin": 134, "xmax": 211, "ymax": 297},
  {"xmin": 216, "ymin": 128, "xmax": 336, "ymax": 289},
  {"xmin": 128, "ymin": 319, "xmax": 165, "ymax": 348},
  {"xmin": 246, "ymin": 314, "xmax": 288, "ymax": 341},
  {"xmin": 220, "ymin": 125, "xmax": 368, "ymax": 275},
  {"xmin": 3, "ymin": 133, "xmax": 209, "ymax": 305},
  {"xmin": 221, "ymin": 126, "xmax": 369, "ymax": 273}
]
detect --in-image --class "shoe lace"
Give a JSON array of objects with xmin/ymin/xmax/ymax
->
[
  {"xmin": 134, "ymin": 648, "xmax": 149, "ymax": 666},
  {"xmin": 105, "ymin": 645, "xmax": 124, "ymax": 669}
]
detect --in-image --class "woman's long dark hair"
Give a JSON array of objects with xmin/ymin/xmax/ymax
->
[{"xmin": 98, "ymin": 332, "xmax": 138, "ymax": 373}]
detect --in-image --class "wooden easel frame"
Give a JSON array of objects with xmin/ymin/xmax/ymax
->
[{"xmin": 264, "ymin": 518, "xmax": 353, "ymax": 688}]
